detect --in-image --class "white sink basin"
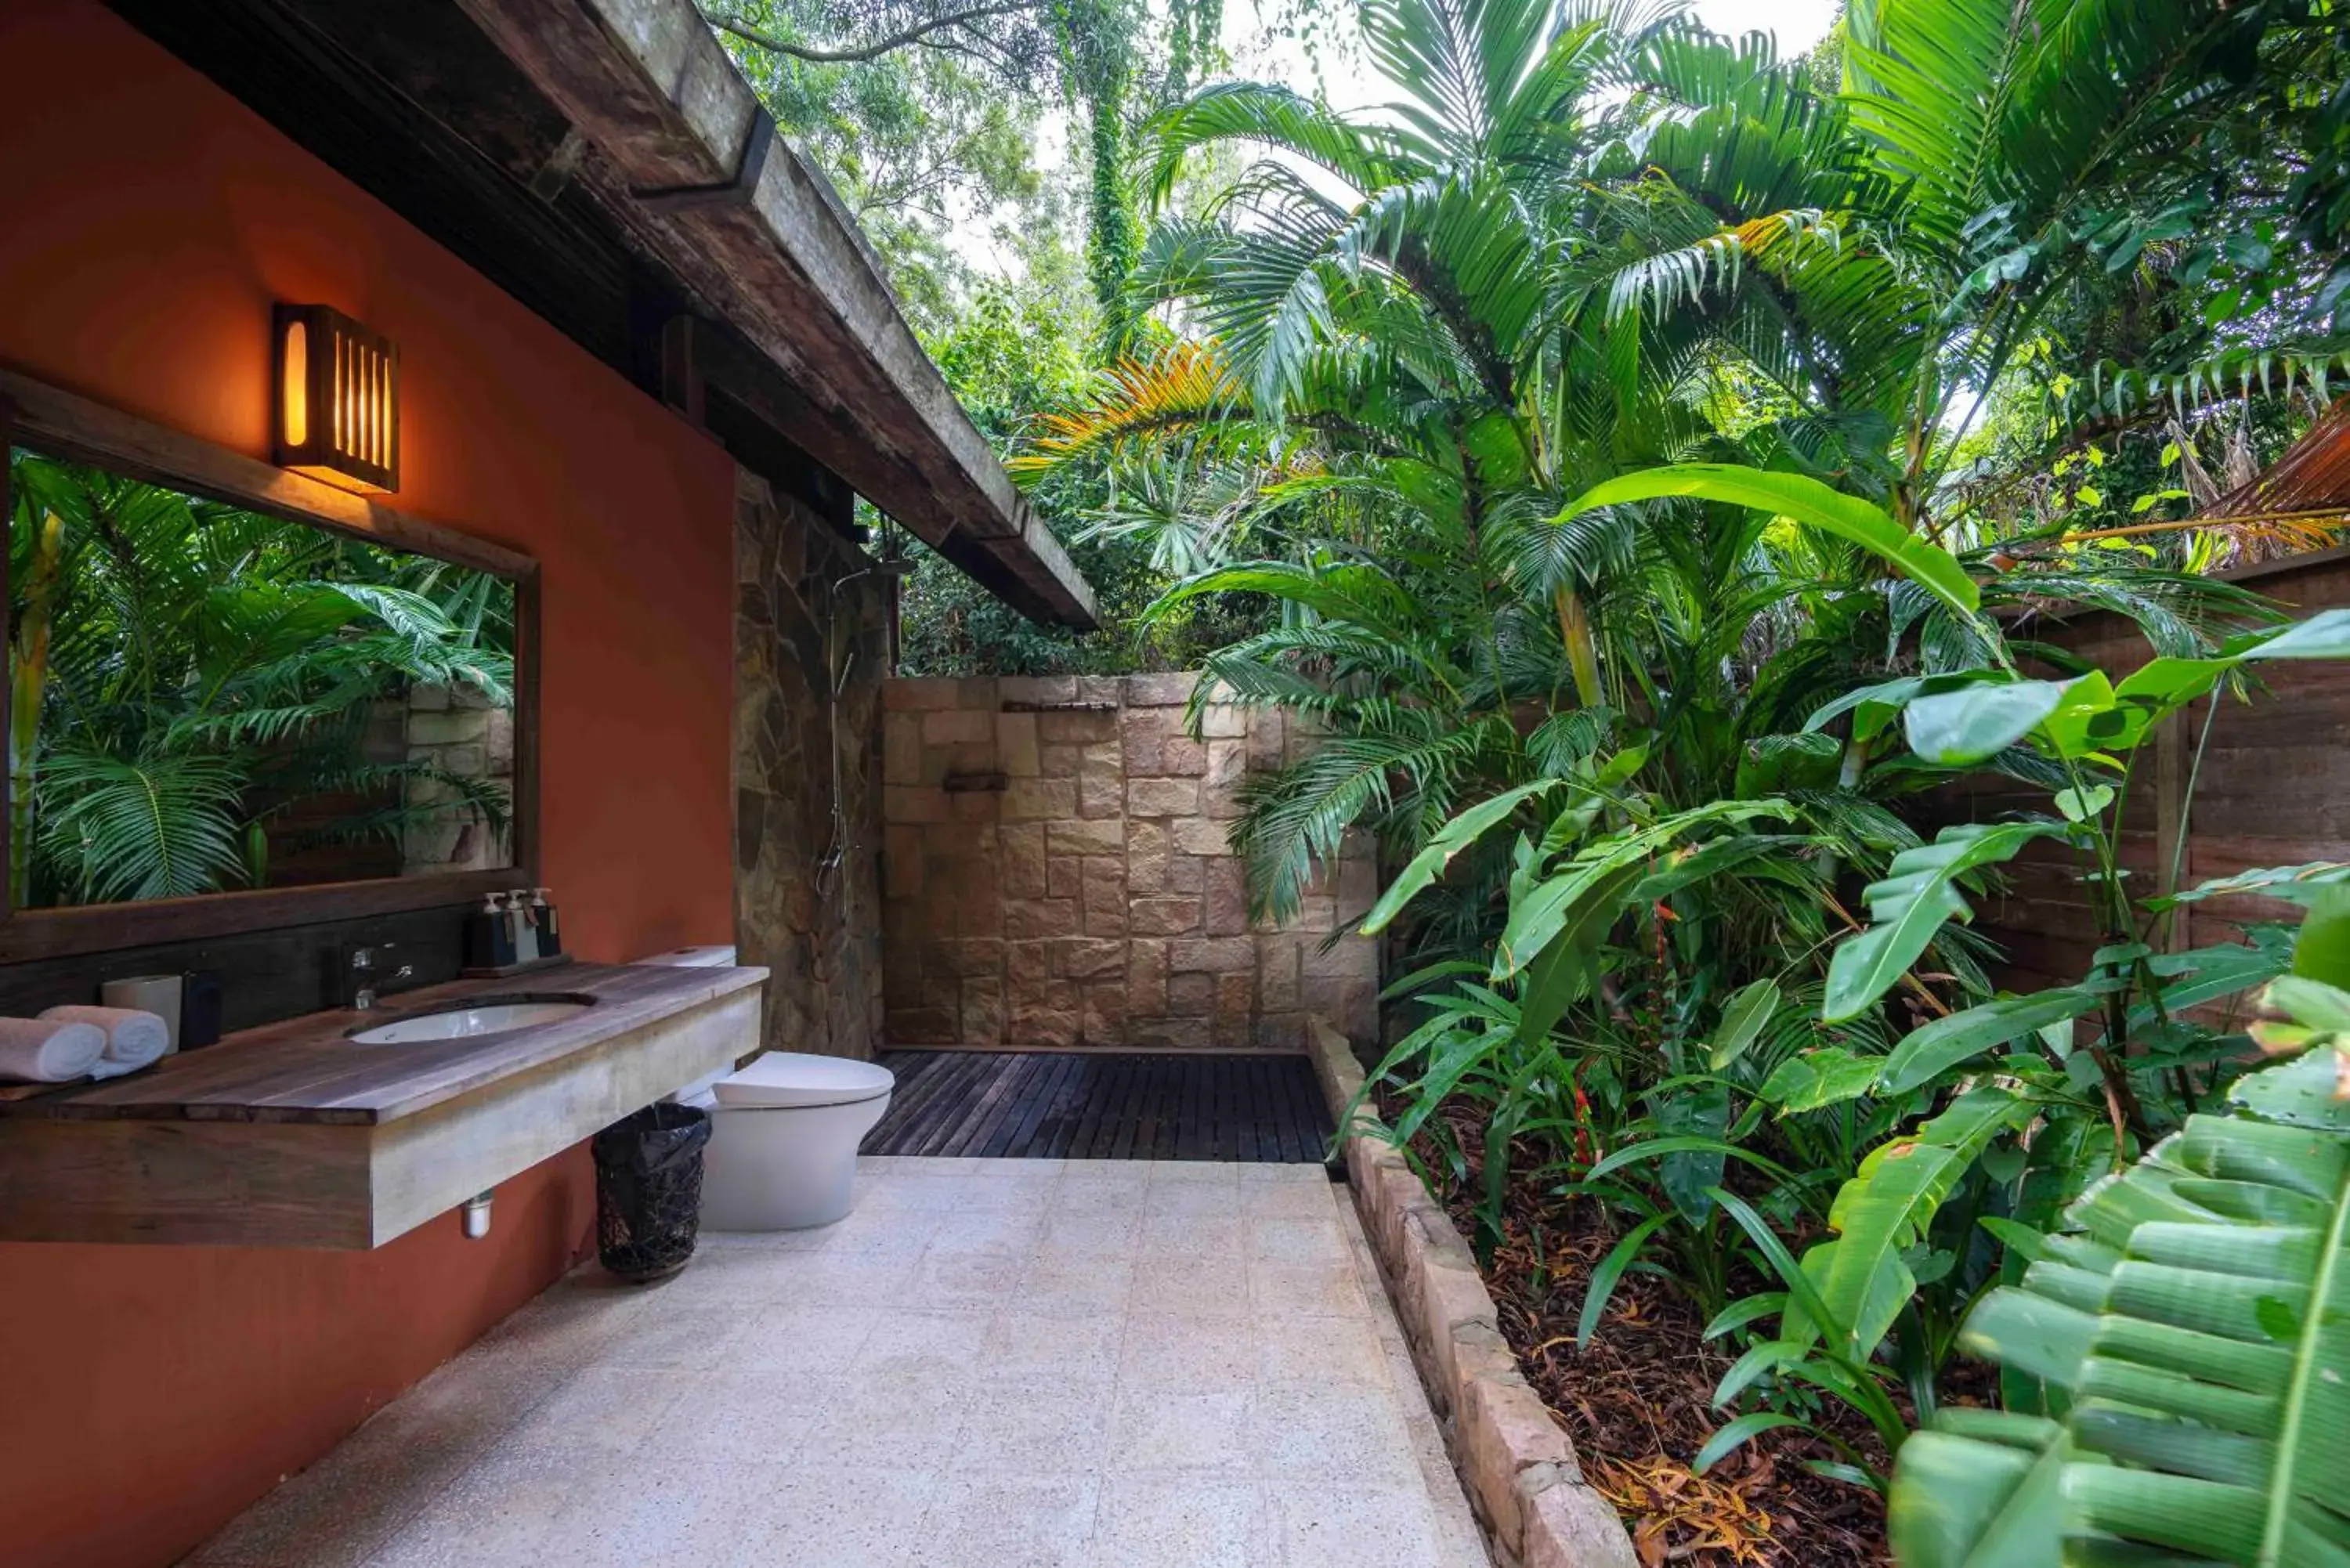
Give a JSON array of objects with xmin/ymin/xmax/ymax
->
[{"xmin": 348, "ymin": 999, "xmax": 592, "ymax": 1046}]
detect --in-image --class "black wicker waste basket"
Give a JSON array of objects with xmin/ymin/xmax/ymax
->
[{"xmin": 591, "ymin": 1102, "xmax": 712, "ymax": 1283}]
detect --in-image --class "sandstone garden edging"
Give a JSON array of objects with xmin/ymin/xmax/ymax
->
[{"xmin": 1307, "ymin": 1018, "xmax": 1638, "ymax": 1568}]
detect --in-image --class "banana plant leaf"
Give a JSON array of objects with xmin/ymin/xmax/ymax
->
[
  {"xmin": 1885, "ymin": 1053, "xmax": 2350, "ymax": 1567},
  {"xmin": 1553, "ymin": 464, "xmax": 1983, "ymax": 622},
  {"xmin": 1512, "ymin": 860, "xmax": 1644, "ymax": 1048},
  {"xmin": 1868, "ymin": 610, "xmax": 2350, "ymax": 773},
  {"xmin": 1805, "ymin": 670, "xmax": 2006, "ymax": 746},
  {"xmin": 1794, "ymin": 1089, "xmax": 2034, "ymax": 1361},
  {"xmin": 1708, "ymin": 978, "xmax": 1784, "ymax": 1070},
  {"xmin": 1878, "ymin": 981, "xmax": 2120, "ymax": 1094},
  {"xmin": 2150, "ymin": 863, "xmax": 2350, "ymax": 912},
  {"xmin": 1824, "ymin": 821, "xmax": 2067, "ymax": 1022},
  {"xmin": 1889, "ymin": 1410, "xmax": 2070, "ymax": 1568},
  {"xmin": 1495, "ymin": 798, "xmax": 1794, "ymax": 977},
  {"xmin": 1900, "ymin": 677, "xmax": 2099, "ymax": 767},
  {"xmin": 1361, "ymin": 778, "xmax": 1563, "ymax": 934},
  {"xmin": 2124, "ymin": 936, "xmax": 2294, "ymax": 1029},
  {"xmin": 1759, "ymin": 1046, "xmax": 1885, "ymax": 1111}
]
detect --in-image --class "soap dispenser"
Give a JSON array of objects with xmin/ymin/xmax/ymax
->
[
  {"xmin": 467, "ymin": 891, "xmax": 517, "ymax": 970},
  {"xmin": 507, "ymin": 887, "xmax": 540, "ymax": 965},
  {"xmin": 530, "ymin": 887, "xmax": 562, "ymax": 958}
]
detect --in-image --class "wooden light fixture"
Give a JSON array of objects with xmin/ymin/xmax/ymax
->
[{"xmin": 273, "ymin": 304, "xmax": 399, "ymax": 493}]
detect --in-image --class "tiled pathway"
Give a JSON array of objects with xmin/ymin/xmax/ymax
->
[{"xmin": 190, "ymin": 1157, "xmax": 1490, "ymax": 1567}]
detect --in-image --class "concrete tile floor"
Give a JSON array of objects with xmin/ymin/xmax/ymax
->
[{"xmin": 188, "ymin": 1157, "xmax": 1491, "ymax": 1568}]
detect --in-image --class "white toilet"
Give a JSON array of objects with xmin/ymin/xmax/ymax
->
[
  {"xmin": 631, "ymin": 945, "xmax": 895, "ymax": 1231},
  {"xmin": 686, "ymin": 1053, "xmax": 896, "ymax": 1230}
]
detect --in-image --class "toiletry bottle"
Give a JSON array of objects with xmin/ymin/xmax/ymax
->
[
  {"xmin": 508, "ymin": 887, "xmax": 540, "ymax": 964},
  {"xmin": 468, "ymin": 892, "xmax": 517, "ymax": 970},
  {"xmin": 531, "ymin": 887, "xmax": 562, "ymax": 958}
]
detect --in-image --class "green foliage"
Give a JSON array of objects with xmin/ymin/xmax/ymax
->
[
  {"xmin": 1824, "ymin": 823, "xmax": 2069, "ymax": 1024},
  {"xmin": 1888, "ymin": 1058, "xmax": 2350, "ymax": 1564},
  {"xmin": 1556, "ymin": 467, "xmax": 1983, "ymax": 623},
  {"xmin": 891, "ymin": 261, "xmax": 1278, "ymax": 674},
  {"xmin": 747, "ymin": 0, "xmax": 2350, "ymax": 1541},
  {"xmin": 705, "ymin": 0, "xmax": 1243, "ymax": 337},
  {"xmin": 8, "ymin": 451, "xmax": 512, "ymax": 906}
]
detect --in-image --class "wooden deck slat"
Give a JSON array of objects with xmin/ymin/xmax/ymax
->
[
  {"xmin": 1280, "ymin": 1049, "xmax": 1332, "ymax": 1164},
  {"xmin": 866, "ymin": 1051, "xmax": 1329, "ymax": 1162},
  {"xmin": 1263, "ymin": 1058, "xmax": 1295, "ymax": 1162},
  {"xmin": 1276, "ymin": 1057, "xmax": 1311, "ymax": 1162},
  {"xmin": 896, "ymin": 1050, "xmax": 989, "ymax": 1151},
  {"xmin": 1177, "ymin": 1057, "xmax": 1207, "ymax": 1160},
  {"xmin": 875, "ymin": 1050, "xmax": 988, "ymax": 1154},
  {"xmin": 1063, "ymin": 1057, "xmax": 1122, "ymax": 1158},
  {"xmin": 994, "ymin": 1053, "xmax": 1076, "ymax": 1158},
  {"xmin": 933, "ymin": 1053, "xmax": 1032, "ymax": 1157},
  {"xmin": 1236, "ymin": 1059, "xmax": 1264, "ymax": 1163},
  {"xmin": 1149, "ymin": 1057, "xmax": 1180, "ymax": 1159},
  {"xmin": 1037, "ymin": 1057, "xmax": 1096, "ymax": 1158},
  {"xmin": 1106, "ymin": 1057, "xmax": 1150, "ymax": 1161},
  {"xmin": 1222, "ymin": 1060, "xmax": 1249, "ymax": 1162},
  {"xmin": 1131, "ymin": 1057, "xmax": 1166, "ymax": 1159},
  {"xmin": 861, "ymin": 1050, "xmax": 960, "ymax": 1150}
]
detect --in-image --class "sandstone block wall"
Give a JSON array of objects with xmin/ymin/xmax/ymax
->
[
  {"xmin": 881, "ymin": 673, "xmax": 1379, "ymax": 1050},
  {"xmin": 401, "ymin": 678, "xmax": 515, "ymax": 875}
]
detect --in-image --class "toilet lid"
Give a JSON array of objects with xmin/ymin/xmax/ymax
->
[{"xmin": 714, "ymin": 1052, "xmax": 895, "ymax": 1109}]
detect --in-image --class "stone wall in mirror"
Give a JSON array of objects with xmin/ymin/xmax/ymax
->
[{"xmin": 7, "ymin": 446, "xmax": 516, "ymax": 911}]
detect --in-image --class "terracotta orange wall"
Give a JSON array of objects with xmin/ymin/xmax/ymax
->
[{"xmin": 0, "ymin": 4, "xmax": 742, "ymax": 1564}]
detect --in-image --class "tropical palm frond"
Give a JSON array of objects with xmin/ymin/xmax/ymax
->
[
  {"xmin": 37, "ymin": 747, "xmax": 248, "ymax": 904},
  {"xmin": 10, "ymin": 449, "xmax": 519, "ymax": 909},
  {"xmin": 1842, "ymin": 0, "xmax": 2055, "ymax": 261},
  {"xmin": 1984, "ymin": 564, "xmax": 2283, "ymax": 659},
  {"xmin": 1078, "ymin": 455, "xmax": 1266, "ymax": 577},
  {"xmin": 1527, "ymin": 706, "xmax": 1617, "ymax": 775},
  {"xmin": 2076, "ymin": 341, "xmax": 2350, "ymax": 420},
  {"xmin": 1487, "ymin": 488, "xmax": 1638, "ymax": 598},
  {"xmin": 1012, "ymin": 343, "xmax": 1252, "ymax": 477},
  {"xmin": 1231, "ymin": 708, "xmax": 1519, "ymax": 922},
  {"xmin": 1144, "ymin": 82, "xmax": 1405, "ymax": 209}
]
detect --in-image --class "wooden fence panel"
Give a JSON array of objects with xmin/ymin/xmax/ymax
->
[{"xmin": 1950, "ymin": 546, "xmax": 2350, "ymax": 993}]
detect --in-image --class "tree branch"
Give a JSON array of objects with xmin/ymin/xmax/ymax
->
[{"xmin": 700, "ymin": 1, "xmax": 1039, "ymax": 65}]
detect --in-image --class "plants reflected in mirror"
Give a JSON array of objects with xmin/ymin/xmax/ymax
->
[{"xmin": 7, "ymin": 449, "xmax": 515, "ymax": 908}]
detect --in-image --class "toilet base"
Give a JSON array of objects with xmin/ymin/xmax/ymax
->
[{"xmin": 694, "ymin": 1093, "xmax": 888, "ymax": 1231}]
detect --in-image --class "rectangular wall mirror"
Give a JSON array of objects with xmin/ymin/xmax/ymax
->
[
  {"xmin": 10, "ymin": 448, "xmax": 518, "ymax": 905},
  {"xmin": 0, "ymin": 370, "xmax": 538, "ymax": 961}
]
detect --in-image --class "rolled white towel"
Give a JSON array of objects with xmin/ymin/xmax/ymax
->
[
  {"xmin": 0, "ymin": 1017, "xmax": 107, "ymax": 1083},
  {"xmin": 40, "ymin": 1006, "xmax": 169, "ymax": 1078}
]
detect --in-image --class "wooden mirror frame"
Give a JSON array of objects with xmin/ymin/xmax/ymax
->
[{"xmin": 0, "ymin": 367, "xmax": 540, "ymax": 963}]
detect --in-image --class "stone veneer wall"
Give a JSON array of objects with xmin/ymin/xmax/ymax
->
[
  {"xmin": 880, "ymin": 671, "xmax": 1379, "ymax": 1050},
  {"xmin": 401, "ymin": 679, "xmax": 516, "ymax": 875},
  {"xmin": 732, "ymin": 470, "xmax": 888, "ymax": 1060}
]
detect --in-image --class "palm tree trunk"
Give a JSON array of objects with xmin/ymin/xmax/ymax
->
[
  {"xmin": 9, "ymin": 512, "xmax": 64, "ymax": 907},
  {"xmin": 1554, "ymin": 586, "xmax": 1602, "ymax": 709}
]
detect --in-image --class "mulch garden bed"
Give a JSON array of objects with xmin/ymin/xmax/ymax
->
[{"xmin": 1391, "ymin": 1095, "xmax": 1895, "ymax": 1566}]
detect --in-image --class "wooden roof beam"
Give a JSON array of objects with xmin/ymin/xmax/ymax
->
[{"xmin": 453, "ymin": 0, "xmax": 1097, "ymax": 627}]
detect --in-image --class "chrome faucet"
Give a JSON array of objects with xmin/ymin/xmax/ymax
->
[{"xmin": 347, "ymin": 944, "xmax": 414, "ymax": 1010}]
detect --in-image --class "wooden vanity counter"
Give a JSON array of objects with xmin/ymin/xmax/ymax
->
[
  {"xmin": 1, "ymin": 961, "xmax": 765, "ymax": 1125},
  {"xmin": 0, "ymin": 960, "xmax": 767, "ymax": 1247}
]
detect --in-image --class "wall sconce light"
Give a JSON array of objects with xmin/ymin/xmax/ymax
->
[{"xmin": 273, "ymin": 304, "xmax": 400, "ymax": 493}]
